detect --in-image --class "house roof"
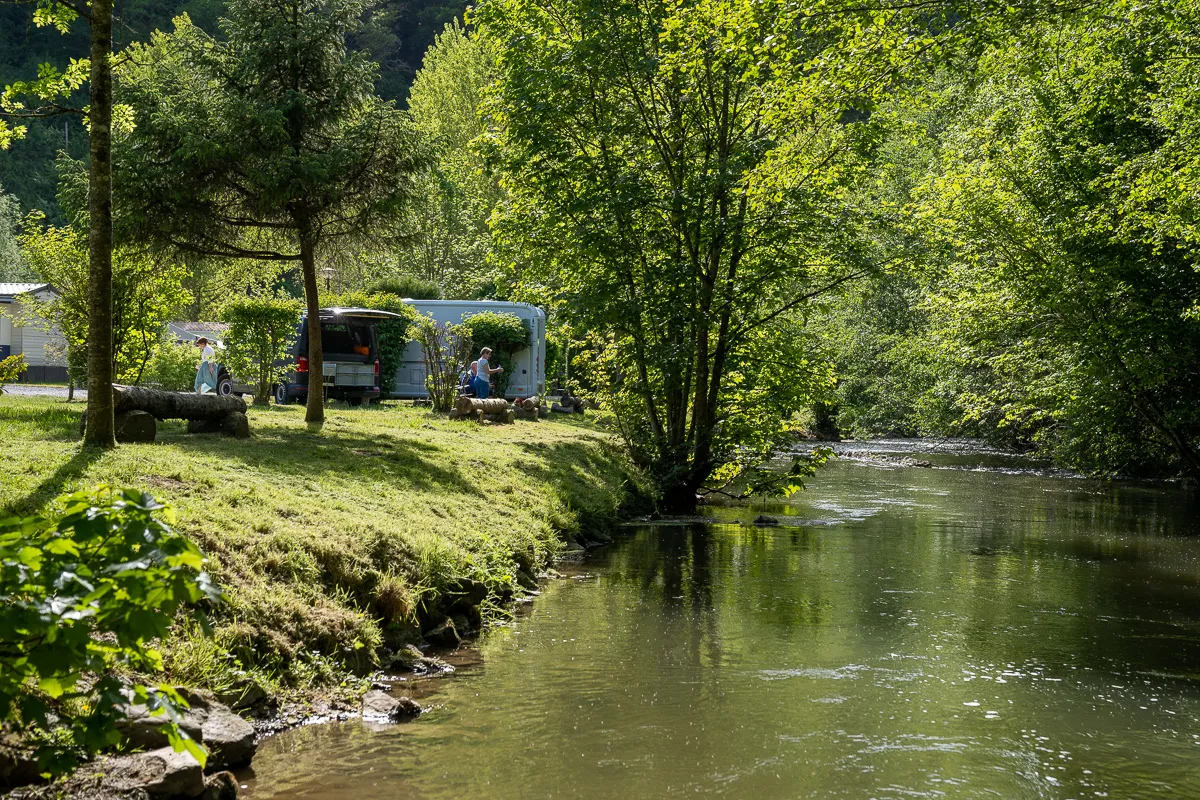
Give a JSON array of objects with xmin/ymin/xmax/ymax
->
[
  {"xmin": 0, "ymin": 283, "xmax": 52, "ymax": 303},
  {"xmin": 168, "ymin": 322, "xmax": 231, "ymax": 341}
]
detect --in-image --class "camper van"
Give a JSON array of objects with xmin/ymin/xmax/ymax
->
[{"xmin": 392, "ymin": 300, "xmax": 547, "ymax": 400}]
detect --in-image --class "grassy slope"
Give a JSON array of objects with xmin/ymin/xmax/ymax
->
[{"xmin": 0, "ymin": 396, "xmax": 641, "ymax": 694}]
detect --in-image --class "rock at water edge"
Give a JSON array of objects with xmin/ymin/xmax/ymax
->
[
  {"xmin": 201, "ymin": 704, "xmax": 257, "ymax": 771},
  {"xmin": 362, "ymin": 690, "xmax": 422, "ymax": 722}
]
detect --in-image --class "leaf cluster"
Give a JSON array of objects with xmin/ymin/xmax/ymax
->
[{"xmin": 0, "ymin": 486, "xmax": 221, "ymax": 774}]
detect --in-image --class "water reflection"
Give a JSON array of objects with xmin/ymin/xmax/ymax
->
[{"xmin": 247, "ymin": 457, "xmax": 1200, "ymax": 799}]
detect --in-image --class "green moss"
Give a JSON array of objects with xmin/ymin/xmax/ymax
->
[{"xmin": 0, "ymin": 396, "xmax": 644, "ymax": 693}]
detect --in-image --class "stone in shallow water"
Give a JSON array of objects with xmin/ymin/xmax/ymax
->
[{"xmin": 361, "ymin": 690, "xmax": 422, "ymax": 722}]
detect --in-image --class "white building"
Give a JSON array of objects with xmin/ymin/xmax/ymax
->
[{"xmin": 0, "ymin": 283, "xmax": 68, "ymax": 382}]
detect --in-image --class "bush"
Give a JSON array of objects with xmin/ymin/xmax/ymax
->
[
  {"xmin": 142, "ymin": 341, "xmax": 199, "ymax": 391},
  {"xmin": 0, "ymin": 353, "xmax": 27, "ymax": 394},
  {"xmin": 417, "ymin": 316, "xmax": 472, "ymax": 411},
  {"xmin": 328, "ymin": 291, "xmax": 420, "ymax": 396},
  {"xmin": 463, "ymin": 312, "xmax": 530, "ymax": 395},
  {"xmin": 0, "ymin": 487, "xmax": 220, "ymax": 774},
  {"xmin": 368, "ymin": 275, "xmax": 442, "ymax": 300},
  {"xmin": 220, "ymin": 296, "xmax": 302, "ymax": 405}
]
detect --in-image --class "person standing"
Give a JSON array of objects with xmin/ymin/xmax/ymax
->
[
  {"xmin": 194, "ymin": 337, "xmax": 217, "ymax": 394},
  {"xmin": 475, "ymin": 347, "xmax": 503, "ymax": 399}
]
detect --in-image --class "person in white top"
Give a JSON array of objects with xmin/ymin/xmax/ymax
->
[
  {"xmin": 474, "ymin": 347, "xmax": 503, "ymax": 399},
  {"xmin": 194, "ymin": 337, "xmax": 218, "ymax": 394}
]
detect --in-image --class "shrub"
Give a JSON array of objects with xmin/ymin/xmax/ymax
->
[
  {"xmin": 0, "ymin": 487, "xmax": 220, "ymax": 774},
  {"xmin": 0, "ymin": 353, "xmax": 27, "ymax": 394},
  {"xmin": 327, "ymin": 291, "xmax": 420, "ymax": 396},
  {"xmin": 220, "ymin": 296, "xmax": 302, "ymax": 405},
  {"xmin": 142, "ymin": 341, "xmax": 199, "ymax": 391},
  {"xmin": 417, "ymin": 316, "xmax": 472, "ymax": 411},
  {"xmin": 368, "ymin": 275, "xmax": 442, "ymax": 300},
  {"xmin": 463, "ymin": 311, "xmax": 530, "ymax": 395}
]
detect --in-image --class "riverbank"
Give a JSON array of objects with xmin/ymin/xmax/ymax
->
[{"xmin": 0, "ymin": 396, "xmax": 645, "ymax": 710}]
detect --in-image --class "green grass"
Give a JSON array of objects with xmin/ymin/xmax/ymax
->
[{"xmin": 0, "ymin": 395, "xmax": 644, "ymax": 695}]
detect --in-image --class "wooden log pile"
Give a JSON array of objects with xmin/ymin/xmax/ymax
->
[
  {"xmin": 80, "ymin": 385, "xmax": 252, "ymax": 443},
  {"xmin": 451, "ymin": 396, "xmax": 514, "ymax": 423},
  {"xmin": 551, "ymin": 394, "xmax": 588, "ymax": 415},
  {"xmin": 514, "ymin": 396, "xmax": 542, "ymax": 421}
]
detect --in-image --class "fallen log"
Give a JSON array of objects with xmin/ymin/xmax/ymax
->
[
  {"xmin": 514, "ymin": 407, "xmax": 539, "ymax": 421},
  {"xmin": 454, "ymin": 397, "xmax": 511, "ymax": 416},
  {"xmin": 115, "ymin": 411, "xmax": 157, "ymax": 443},
  {"xmin": 518, "ymin": 396, "xmax": 542, "ymax": 411},
  {"xmin": 113, "ymin": 384, "xmax": 247, "ymax": 421}
]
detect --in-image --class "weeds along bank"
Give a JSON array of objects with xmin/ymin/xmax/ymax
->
[{"xmin": 0, "ymin": 396, "xmax": 644, "ymax": 698}]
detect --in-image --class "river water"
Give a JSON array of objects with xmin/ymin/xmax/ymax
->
[{"xmin": 245, "ymin": 441, "xmax": 1200, "ymax": 799}]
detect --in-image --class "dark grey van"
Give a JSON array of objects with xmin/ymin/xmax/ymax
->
[{"xmin": 273, "ymin": 308, "xmax": 404, "ymax": 407}]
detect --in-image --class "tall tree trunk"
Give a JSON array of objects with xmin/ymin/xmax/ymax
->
[
  {"xmin": 83, "ymin": 0, "xmax": 115, "ymax": 448},
  {"xmin": 298, "ymin": 220, "xmax": 324, "ymax": 424}
]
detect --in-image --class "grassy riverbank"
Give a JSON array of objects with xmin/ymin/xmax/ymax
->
[{"xmin": 0, "ymin": 395, "xmax": 643, "ymax": 699}]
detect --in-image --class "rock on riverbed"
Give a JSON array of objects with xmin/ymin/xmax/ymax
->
[
  {"xmin": 117, "ymin": 690, "xmax": 257, "ymax": 771},
  {"xmin": 361, "ymin": 690, "xmax": 422, "ymax": 723}
]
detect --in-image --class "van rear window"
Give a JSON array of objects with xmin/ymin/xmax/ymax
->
[{"xmin": 322, "ymin": 323, "xmax": 371, "ymax": 356}]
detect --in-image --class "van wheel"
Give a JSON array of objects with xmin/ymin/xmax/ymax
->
[
  {"xmin": 275, "ymin": 384, "xmax": 290, "ymax": 405},
  {"xmin": 217, "ymin": 376, "xmax": 234, "ymax": 397}
]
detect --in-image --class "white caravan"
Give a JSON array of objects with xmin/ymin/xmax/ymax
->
[{"xmin": 392, "ymin": 300, "xmax": 547, "ymax": 400}]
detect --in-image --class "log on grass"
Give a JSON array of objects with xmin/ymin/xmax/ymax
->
[
  {"xmin": 518, "ymin": 396, "xmax": 542, "ymax": 411},
  {"xmin": 454, "ymin": 397, "xmax": 511, "ymax": 416},
  {"xmin": 514, "ymin": 407, "xmax": 539, "ymax": 421},
  {"xmin": 113, "ymin": 384, "xmax": 247, "ymax": 421}
]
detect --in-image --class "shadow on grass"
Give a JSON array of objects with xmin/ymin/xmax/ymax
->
[
  {"xmin": 4, "ymin": 446, "xmax": 106, "ymax": 516},
  {"xmin": 514, "ymin": 439, "xmax": 641, "ymax": 530},
  {"xmin": 169, "ymin": 425, "xmax": 483, "ymax": 497}
]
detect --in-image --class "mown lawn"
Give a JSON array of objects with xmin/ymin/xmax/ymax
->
[{"xmin": 0, "ymin": 395, "xmax": 642, "ymax": 694}]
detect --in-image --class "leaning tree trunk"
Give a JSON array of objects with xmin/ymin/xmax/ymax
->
[
  {"xmin": 297, "ymin": 220, "xmax": 324, "ymax": 424},
  {"xmin": 83, "ymin": 0, "xmax": 115, "ymax": 448}
]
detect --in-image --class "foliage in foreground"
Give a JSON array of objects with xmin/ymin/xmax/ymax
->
[{"xmin": 0, "ymin": 487, "xmax": 219, "ymax": 773}]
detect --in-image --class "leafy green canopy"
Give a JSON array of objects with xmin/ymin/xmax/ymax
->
[
  {"xmin": 220, "ymin": 296, "xmax": 302, "ymax": 405},
  {"xmin": 403, "ymin": 18, "xmax": 502, "ymax": 299},
  {"xmin": 18, "ymin": 218, "xmax": 188, "ymax": 386},
  {"xmin": 0, "ymin": 487, "xmax": 220, "ymax": 774},
  {"xmin": 474, "ymin": 0, "xmax": 945, "ymax": 506},
  {"xmin": 830, "ymin": 5, "xmax": 1200, "ymax": 477},
  {"xmin": 142, "ymin": 340, "xmax": 202, "ymax": 392},
  {"xmin": 110, "ymin": 0, "xmax": 431, "ymax": 424}
]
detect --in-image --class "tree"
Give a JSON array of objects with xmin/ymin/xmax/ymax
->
[
  {"xmin": 112, "ymin": 0, "xmax": 430, "ymax": 425},
  {"xmin": 18, "ymin": 219, "xmax": 188, "ymax": 386},
  {"xmin": 219, "ymin": 296, "xmax": 302, "ymax": 406},
  {"xmin": 2, "ymin": 0, "xmax": 120, "ymax": 447},
  {"xmin": 475, "ymin": 0, "xmax": 930, "ymax": 508},
  {"xmin": 0, "ymin": 184, "xmax": 31, "ymax": 281},
  {"xmin": 405, "ymin": 19, "xmax": 501, "ymax": 298},
  {"xmin": 903, "ymin": 10, "xmax": 1200, "ymax": 477},
  {"xmin": 416, "ymin": 316, "xmax": 471, "ymax": 411}
]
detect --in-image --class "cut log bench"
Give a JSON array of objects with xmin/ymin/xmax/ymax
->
[
  {"xmin": 80, "ymin": 385, "xmax": 251, "ymax": 443},
  {"xmin": 451, "ymin": 397, "xmax": 515, "ymax": 423}
]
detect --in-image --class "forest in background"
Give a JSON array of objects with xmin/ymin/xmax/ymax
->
[{"xmin": 0, "ymin": 0, "xmax": 466, "ymax": 221}]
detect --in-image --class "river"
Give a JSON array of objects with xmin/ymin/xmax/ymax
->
[{"xmin": 245, "ymin": 441, "xmax": 1200, "ymax": 799}]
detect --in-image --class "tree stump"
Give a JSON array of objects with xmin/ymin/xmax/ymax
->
[{"xmin": 115, "ymin": 411, "xmax": 157, "ymax": 443}]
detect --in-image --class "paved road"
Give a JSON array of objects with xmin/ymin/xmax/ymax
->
[{"xmin": 3, "ymin": 384, "xmax": 88, "ymax": 399}]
